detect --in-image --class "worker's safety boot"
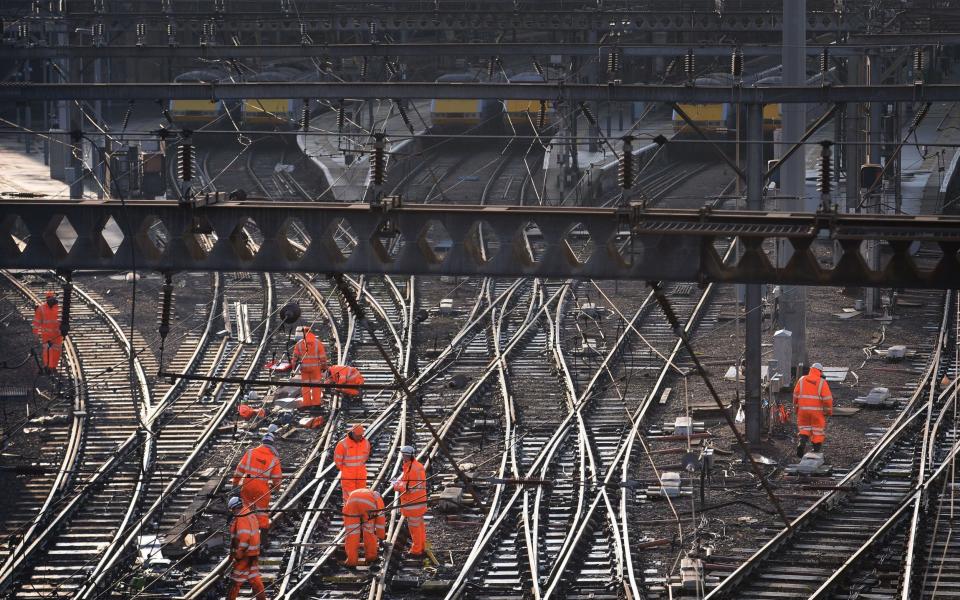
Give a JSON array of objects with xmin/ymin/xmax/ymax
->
[
  {"xmin": 811, "ymin": 442, "xmax": 822, "ymax": 453},
  {"xmin": 795, "ymin": 438, "xmax": 807, "ymax": 458}
]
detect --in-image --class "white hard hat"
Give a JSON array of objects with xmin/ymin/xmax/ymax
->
[
  {"xmin": 400, "ymin": 445, "xmax": 415, "ymax": 456},
  {"xmin": 262, "ymin": 432, "xmax": 276, "ymax": 445},
  {"xmin": 227, "ymin": 496, "xmax": 242, "ymax": 510},
  {"xmin": 267, "ymin": 423, "xmax": 279, "ymax": 434},
  {"xmin": 811, "ymin": 362, "xmax": 823, "ymax": 371},
  {"xmin": 246, "ymin": 390, "xmax": 260, "ymax": 401}
]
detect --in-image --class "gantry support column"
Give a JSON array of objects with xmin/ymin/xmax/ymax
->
[
  {"xmin": 745, "ymin": 103, "xmax": 764, "ymax": 448},
  {"xmin": 780, "ymin": 0, "xmax": 808, "ymax": 372}
]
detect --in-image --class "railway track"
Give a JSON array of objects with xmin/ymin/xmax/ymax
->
[
  {"xmin": 0, "ymin": 271, "xmax": 154, "ymax": 599},
  {"xmin": 187, "ymin": 135, "xmax": 326, "ymax": 201},
  {"xmin": 701, "ymin": 290, "xmax": 956, "ymax": 600},
  {"xmin": 0, "ymin": 273, "xmax": 85, "ymax": 579}
]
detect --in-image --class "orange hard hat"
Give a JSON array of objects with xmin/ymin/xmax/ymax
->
[
  {"xmin": 351, "ymin": 423, "xmax": 364, "ymax": 437},
  {"xmin": 45, "ymin": 291, "xmax": 55, "ymax": 298},
  {"xmin": 238, "ymin": 405, "xmax": 255, "ymax": 420}
]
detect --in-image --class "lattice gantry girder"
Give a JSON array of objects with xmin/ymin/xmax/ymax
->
[{"xmin": 1, "ymin": 200, "xmax": 958, "ymax": 289}]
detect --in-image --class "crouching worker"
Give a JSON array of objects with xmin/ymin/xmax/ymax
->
[
  {"xmin": 328, "ymin": 365, "xmax": 365, "ymax": 399},
  {"xmin": 226, "ymin": 496, "xmax": 266, "ymax": 600},
  {"xmin": 342, "ymin": 487, "xmax": 386, "ymax": 566}
]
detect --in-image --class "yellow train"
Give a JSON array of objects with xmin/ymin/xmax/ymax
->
[
  {"xmin": 503, "ymin": 72, "xmax": 556, "ymax": 131},
  {"xmin": 241, "ymin": 68, "xmax": 309, "ymax": 130},
  {"xmin": 672, "ymin": 74, "xmax": 782, "ymax": 137},
  {"xmin": 430, "ymin": 73, "xmax": 502, "ymax": 131},
  {"xmin": 169, "ymin": 70, "xmax": 233, "ymax": 127}
]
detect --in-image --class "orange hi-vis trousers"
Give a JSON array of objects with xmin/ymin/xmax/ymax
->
[{"xmin": 300, "ymin": 366, "xmax": 325, "ymax": 407}]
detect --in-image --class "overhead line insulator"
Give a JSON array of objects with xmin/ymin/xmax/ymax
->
[
  {"xmin": 607, "ymin": 48, "xmax": 622, "ymax": 74},
  {"xmin": 301, "ymin": 99, "xmax": 310, "ymax": 132},
  {"xmin": 370, "ymin": 133, "xmax": 386, "ymax": 187},
  {"xmin": 818, "ymin": 140, "xmax": 832, "ymax": 196},
  {"xmin": 914, "ymin": 47, "xmax": 925, "ymax": 80},
  {"xmin": 533, "ymin": 59, "xmax": 545, "ymax": 77},
  {"xmin": 158, "ymin": 273, "xmax": 173, "ymax": 340},
  {"xmin": 684, "ymin": 48, "xmax": 696, "ymax": 79},
  {"xmin": 178, "ymin": 141, "xmax": 193, "ymax": 182},
  {"xmin": 820, "ymin": 47, "xmax": 830, "ymax": 74},
  {"xmin": 731, "ymin": 47, "xmax": 743, "ymax": 79},
  {"xmin": 538, "ymin": 100, "xmax": 547, "ymax": 128},
  {"xmin": 619, "ymin": 136, "xmax": 633, "ymax": 190},
  {"xmin": 394, "ymin": 99, "xmax": 414, "ymax": 134},
  {"xmin": 337, "ymin": 100, "xmax": 346, "ymax": 131}
]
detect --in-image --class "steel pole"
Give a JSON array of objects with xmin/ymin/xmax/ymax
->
[
  {"xmin": 780, "ymin": 0, "xmax": 808, "ymax": 370},
  {"xmin": 745, "ymin": 103, "xmax": 764, "ymax": 447}
]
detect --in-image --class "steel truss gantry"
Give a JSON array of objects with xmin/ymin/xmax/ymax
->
[{"xmin": 1, "ymin": 200, "xmax": 957, "ymax": 288}]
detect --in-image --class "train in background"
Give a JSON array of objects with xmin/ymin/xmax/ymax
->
[
  {"xmin": 429, "ymin": 72, "xmax": 503, "ymax": 131},
  {"xmin": 169, "ymin": 66, "xmax": 312, "ymax": 130},
  {"xmin": 672, "ymin": 69, "xmax": 836, "ymax": 138},
  {"xmin": 169, "ymin": 70, "xmax": 234, "ymax": 127},
  {"xmin": 429, "ymin": 70, "xmax": 558, "ymax": 133},
  {"xmin": 241, "ymin": 66, "xmax": 312, "ymax": 130},
  {"xmin": 502, "ymin": 71, "xmax": 556, "ymax": 131}
]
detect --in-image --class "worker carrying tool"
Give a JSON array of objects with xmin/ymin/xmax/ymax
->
[
  {"xmin": 392, "ymin": 445, "xmax": 428, "ymax": 557},
  {"xmin": 226, "ymin": 496, "xmax": 266, "ymax": 600},
  {"xmin": 334, "ymin": 424, "xmax": 371, "ymax": 501},
  {"xmin": 328, "ymin": 365, "xmax": 365, "ymax": 399},
  {"xmin": 32, "ymin": 291, "xmax": 62, "ymax": 373},
  {"xmin": 292, "ymin": 326, "xmax": 328, "ymax": 408},
  {"xmin": 232, "ymin": 431, "xmax": 282, "ymax": 534},
  {"xmin": 341, "ymin": 487, "xmax": 386, "ymax": 567},
  {"xmin": 793, "ymin": 362, "xmax": 834, "ymax": 457}
]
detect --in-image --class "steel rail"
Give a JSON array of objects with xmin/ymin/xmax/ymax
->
[
  {"xmin": 79, "ymin": 273, "xmax": 269, "ymax": 599},
  {"xmin": 541, "ymin": 285, "xmax": 664, "ymax": 598},
  {"xmin": 530, "ymin": 284, "xmax": 597, "ymax": 598},
  {"xmin": 446, "ymin": 277, "xmax": 657, "ymax": 597},
  {"xmin": 808, "ymin": 376, "xmax": 960, "ymax": 599},
  {"xmin": 273, "ymin": 274, "xmax": 352, "ymax": 598},
  {"xmin": 446, "ymin": 280, "xmax": 672, "ymax": 599},
  {"xmin": 364, "ymin": 277, "xmax": 510, "ymax": 600},
  {"xmin": 272, "ymin": 273, "xmax": 417, "ymax": 599},
  {"xmin": 0, "ymin": 274, "xmax": 153, "ymax": 592},
  {"xmin": 0, "ymin": 271, "xmax": 87, "ymax": 577},
  {"xmin": 283, "ymin": 279, "xmax": 552, "ymax": 599},
  {"xmin": 74, "ymin": 271, "xmax": 224, "ymax": 598},
  {"xmin": 703, "ymin": 289, "xmax": 955, "ymax": 599}
]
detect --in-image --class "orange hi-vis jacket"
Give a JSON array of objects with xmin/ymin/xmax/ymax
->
[
  {"xmin": 33, "ymin": 303, "xmax": 61, "ymax": 341},
  {"xmin": 342, "ymin": 487, "xmax": 386, "ymax": 539},
  {"xmin": 230, "ymin": 510, "xmax": 262, "ymax": 559},
  {"xmin": 329, "ymin": 365, "xmax": 365, "ymax": 396},
  {"xmin": 793, "ymin": 370, "xmax": 834, "ymax": 417},
  {"xmin": 232, "ymin": 444, "xmax": 282, "ymax": 490},
  {"xmin": 334, "ymin": 436, "xmax": 371, "ymax": 493},
  {"xmin": 293, "ymin": 331, "xmax": 328, "ymax": 371},
  {"xmin": 394, "ymin": 458, "xmax": 428, "ymax": 517}
]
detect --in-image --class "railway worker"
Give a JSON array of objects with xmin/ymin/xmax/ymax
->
[
  {"xmin": 334, "ymin": 424, "xmax": 371, "ymax": 501},
  {"xmin": 226, "ymin": 496, "xmax": 267, "ymax": 600},
  {"xmin": 292, "ymin": 326, "xmax": 328, "ymax": 408},
  {"xmin": 341, "ymin": 487, "xmax": 386, "ymax": 567},
  {"xmin": 793, "ymin": 362, "xmax": 834, "ymax": 458},
  {"xmin": 392, "ymin": 445, "xmax": 428, "ymax": 557},
  {"xmin": 328, "ymin": 364, "xmax": 365, "ymax": 399},
  {"xmin": 32, "ymin": 291, "xmax": 62, "ymax": 374},
  {"xmin": 232, "ymin": 431, "xmax": 282, "ymax": 534}
]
